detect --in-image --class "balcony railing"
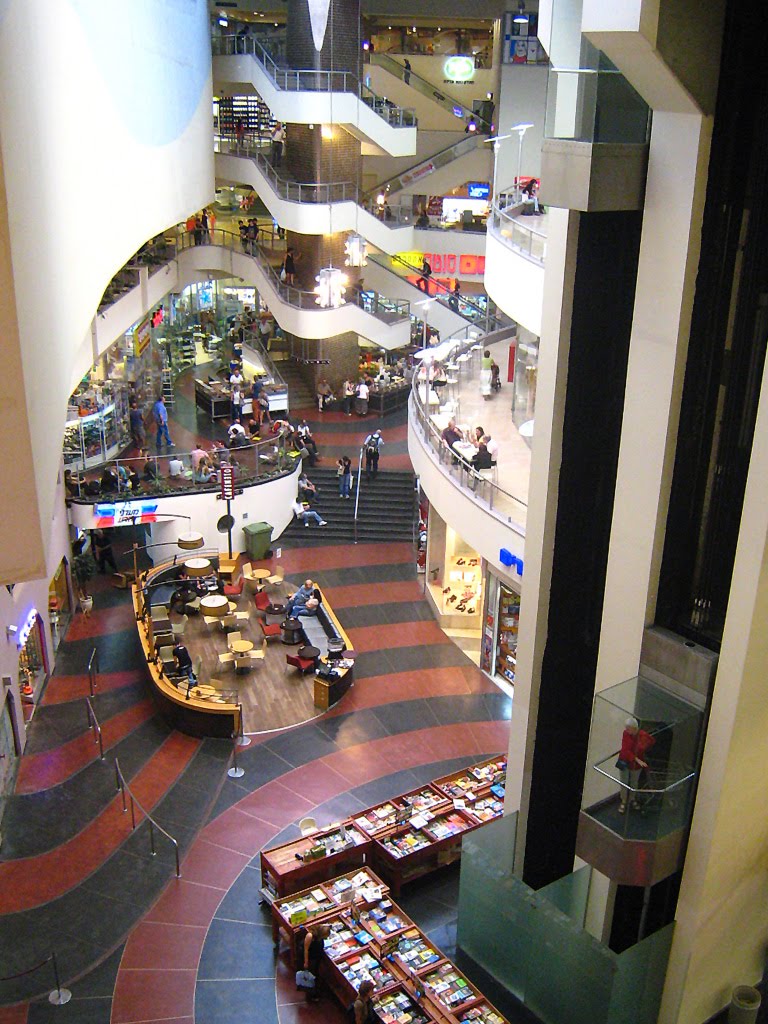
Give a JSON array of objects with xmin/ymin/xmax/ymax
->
[
  {"xmin": 409, "ymin": 329, "xmax": 528, "ymax": 533},
  {"xmin": 488, "ymin": 198, "xmax": 547, "ymax": 265},
  {"xmin": 212, "ymin": 34, "xmax": 417, "ymax": 127}
]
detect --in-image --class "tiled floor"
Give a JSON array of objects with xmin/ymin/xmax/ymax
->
[{"xmin": 0, "ymin": 376, "xmax": 524, "ymax": 1024}]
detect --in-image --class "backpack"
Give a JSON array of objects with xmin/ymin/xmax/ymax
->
[
  {"xmin": 366, "ymin": 438, "xmax": 379, "ymax": 456},
  {"xmin": 423, "ymin": 260, "xmax": 432, "ymax": 278}
]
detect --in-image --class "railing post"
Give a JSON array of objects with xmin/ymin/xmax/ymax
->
[
  {"xmin": 228, "ymin": 732, "xmax": 245, "ymax": 778},
  {"xmin": 47, "ymin": 951, "xmax": 72, "ymax": 1006},
  {"xmin": 236, "ymin": 703, "xmax": 251, "ymax": 747}
]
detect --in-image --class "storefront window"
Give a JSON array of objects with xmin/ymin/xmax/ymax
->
[
  {"xmin": 481, "ymin": 574, "xmax": 520, "ymax": 686},
  {"xmin": 18, "ymin": 613, "xmax": 47, "ymax": 700}
]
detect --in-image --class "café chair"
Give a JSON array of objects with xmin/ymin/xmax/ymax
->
[
  {"xmin": 218, "ymin": 651, "xmax": 235, "ymax": 666},
  {"xmin": 299, "ymin": 816, "xmax": 318, "ymax": 837},
  {"xmin": 192, "ymin": 654, "xmax": 203, "ymax": 679},
  {"xmin": 286, "ymin": 653, "xmax": 315, "ymax": 675},
  {"xmin": 226, "ymin": 631, "xmax": 242, "ymax": 649},
  {"xmin": 158, "ymin": 646, "xmax": 176, "ymax": 670},
  {"xmin": 251, "ymin": 639, "xmax": 267, "ymax": 660},
  {"xmin": 254, "ymin": 591, "xmax": 271, "ymax": 616},
  {"xmin": 220, "ymin": 613, "xmax": 238, "ymax": 631},
  {"xmin": 224, "ymin": 575, "xmax": 244, "ymax": 598},
  {"xmin": 185, "ymin": 595, "xmax": 202, "ymax": 615},
  {"xmin": 172, "ymin": 614, "xmax": 188, "ymax": 638},
  {"xmin": 234, "ymin": 654, "xmax": 252, "ymax": 673},
  {"xmin": 266, "ymin": 565, "xmax": 284, "ymax": 589},
  {"xmin": 259, "ymin": 619, "xmax": 281, "ymax": 643}
]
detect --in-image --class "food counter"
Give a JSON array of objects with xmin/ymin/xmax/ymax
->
[
  {"xmin": 260, "ymin": 756, "xmax": 507, "ymax": 901},
  {"xmin": 368, "ymin": 378, "xmax": 410, "ymax": 415},
  {"xmin": 194, "ymin": 376, "xmax": 289, "ymax": 420}
]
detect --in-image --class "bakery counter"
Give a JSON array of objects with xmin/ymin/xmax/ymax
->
[{"xmin": 368, "ymin": 379, "xmax": 410, "ymax": 415}]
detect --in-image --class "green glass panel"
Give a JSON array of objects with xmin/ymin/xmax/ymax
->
[{"xmin": 610, "ymin": 923, "xmax": 675, "ymax": 1024}]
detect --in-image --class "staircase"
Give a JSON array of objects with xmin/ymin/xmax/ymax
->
[
  {"xmin": 278, "ymin": 465, "xmax": 417, "ymax": 545},
  {"xmin": 273, "ymin": 356, "xmax": 316, "ymax": 412}
]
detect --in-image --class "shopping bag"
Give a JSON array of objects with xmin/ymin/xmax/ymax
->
[{"xmin": 295, "ymin": 970, "xmax": 316, "ymax": 991}]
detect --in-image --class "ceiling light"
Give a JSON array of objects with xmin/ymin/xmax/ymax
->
[{"xmin": 514, "ymin": 3, "xmax": 527, "ymax": 24}]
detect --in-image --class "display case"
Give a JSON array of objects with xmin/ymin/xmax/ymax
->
[
  {"xmin": 368, "ymin": 378, "xmax": 410, "ymax": 415},
  {"xmin": 576, "ymin": 676, "xmax": 703, "ymax": 886},
  {"xmin": 495, "ymin": 587, "xmax": 519, "ymax": 684},
  {"xmin": 62, "ymin": 403, "xmax": 129, "ymax": 471},
  {"xmin": 439, "ymin": 556, "xmax": 482, "ymax": 617},
  {"xmin": 433, "ymin": 756, "xmax": 506, "ymax": 801},
  {"xmin": 260, "ymin": 821, "xmax": 370, "ymax": 902}
]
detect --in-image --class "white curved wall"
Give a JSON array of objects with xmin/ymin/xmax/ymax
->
[
  {"xmin": 484, "ymin": 230, "xmax": 544, "ymax": 337},
  {"xmin": 68, "ymin": 461, "xmax": 301, "ymax": 549},
  {"xmin": 0, "ymin": 0, "xmax": 214, "ymax": 581}
]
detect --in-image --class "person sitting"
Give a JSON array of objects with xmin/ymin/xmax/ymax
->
[
  {"xmin": 227, "ymin": 422, "xmax": 248, "ymax": 447},
  {"xmin": 316, "ymin": 378, "xmax": 333, "ymax": 411},
  {"xmin": 168, "ymin": 454, "xmax": 185, "ymax": 477},
  {"xmin": 291, "ymin": 498, "xmax": 327, "ymax": 528},
  {"xmin": 295, "ymin": 597, "xmax": 319, "ymax": 617},
  {"xmin": 298, "ymin": 472, "xmax": 318, "ymax": 503},
  {"xmin": 441, "ymin": 419, "xmax": 462, "ymax": 449},
  {"xmin": 482, "ymin": 434, "xmax": 499, "ymax": 465},
  {"xmin": 194, "ymin": 456, "xmax": 216, "ymax": 484},
  {"xmin": 471, "ymin": 442, "xmax": 493, "ymax": 470},
  {"xmin": 296, "ymin": 420, "xmax": 318, "ymax": 458},
  {"xmin": 100, "ymin": 465, "xmax": 119, "ymax": 492},
  {"xmin": 190, "ymin": 443, "xmax": 208, "ymax": 471},
  {"xmin": 286, "ymin": 579, "xmax": 314, "ymax": 618},
  {"xmin": 142, "ymin": 451, "xmax": 159, "ymax": 481}
]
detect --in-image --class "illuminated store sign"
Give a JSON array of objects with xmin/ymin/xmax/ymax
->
[
  {"xmin": 443, "ymin": 55, "xmax": 475, "ymax": 83},
  {"xmin": 19, "ymin": 608, "xmax": 38, "ymax": 646},
  {"xmin": 500, "ymin": 549, "xmax": 524, "ymax": 575},
  {"xmin": 395, "ymin": 252, "xmax": 486, "ymax": 276},
  {"xmin": 94, "ymin": 501, "xmax": 159, "ymax": 527}
]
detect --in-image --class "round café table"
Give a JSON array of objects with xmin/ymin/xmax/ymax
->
[
  {"xmin": 265, "ymin": 601, "xmax": 286, "ymax": 625},
  {"xmin": 281, "ymin": 617, "xmax": 304, "ymax": 645},
  {"xmin": 297, "ymin": 644, "xmax": 320, "ymax": 664},
  {"xmin": 252, "ymin": 568, "xmax": 271, "ymax": 581},
  {"xmin": 231, "ymin": 639, "xmax": 254, "ymax": 654},
  {"xmin": 201, "ymin": 594, "xmax": 229, "ymax": 617},
  {"xmin": 452, "ymin": 440, "xmax": 476, "ymax": 466}
]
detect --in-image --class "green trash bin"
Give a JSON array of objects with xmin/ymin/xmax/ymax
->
[{"xmin": 243, "ymin": 521, "xmax": 273, "ymax": 561}]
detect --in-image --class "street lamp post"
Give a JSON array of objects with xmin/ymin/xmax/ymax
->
[
  {"xmin": 484, "ymin": 132, "xmax": 512, "ymax": 207},
  {"xmin": 511, "ymin": 122, "xmax": 534, "ymax": 202}
]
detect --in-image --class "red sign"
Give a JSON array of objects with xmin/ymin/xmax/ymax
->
[{"xmin": 220, "ymin": 464, "xmax": 235, "ymax": 500}]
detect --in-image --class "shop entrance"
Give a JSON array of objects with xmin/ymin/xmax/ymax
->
[
  {"xmin": 0, "ymin": 691, "xmax": 20, "ymax": 825},
  {"xmin": 480, "ymin": 574, "xmax": 520, "ymax": 691}
]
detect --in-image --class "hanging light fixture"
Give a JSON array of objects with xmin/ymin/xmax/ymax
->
[
  {"xmin": 344, "ymin": 233, "xmax": 368, "ymax": 268},
  {"xmin": 514, "ymin": 2, "xmax": 527, "ymax": 23},
  {"xmin": 314, "ymin": 267, "xmax": 347, "ymax": 308}
]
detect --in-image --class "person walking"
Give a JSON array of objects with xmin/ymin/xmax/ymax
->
[
  {"xmin": 153, "ymin": 395, "xmax": 174, "ymax": 449},
  {"xmin": 129, "ymin": 400, "xmax": 145, "ymax": 449},
  {"xmin": 270, "ymin": 121, "xmax": 285, "ymax": 167},
  {"xmin": 403, "ymin": 58, "xmax": 411, "ymax": 85},
  {"xmin": 342, "ymin": 378, "xmax": 356, "ymax": 415},
  {"xmin": 338, "ymin": 455, "xmax": 352, "ymax": 498},
  {"xmin": 283, "ymin": 247, "xmax": 297, "ymax": 286},
  {"xmin": 91, "ymin": 528, "xmax": 117, "ymax": 574},
  {"xmin": 364, "ymin": 429, "xmax": 383, "ymax": 481},
  {"xmin": 480, "ymin": 349, "xmax": 493, "ymax": 400},
  {"xmin": 417, "ymin": 256, "xmax": 432, "ymax": 293},
  {"xmin": 449, "ymin": 279, "xmax": 460, "ymax": 312},
  {"xmin": 291, "ymin": 498, "xmax": 327, "ymax": 528}
]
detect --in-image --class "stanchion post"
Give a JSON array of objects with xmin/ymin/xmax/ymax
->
[
  {"xmin": 228, "ymin": 732, "xmax": 245, "ymax": 778},
  {"xmin": 47, "ymin": 951, "xmax": 72, "ymax": 1006},
  {"xmin": 236, "ymin": 703, "xmax": 251, "ymax": 747}
]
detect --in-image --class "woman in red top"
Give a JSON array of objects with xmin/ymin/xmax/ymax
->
[{"xmin": 617, "ymin": 717, "xmax": 655, "ymax": 812}]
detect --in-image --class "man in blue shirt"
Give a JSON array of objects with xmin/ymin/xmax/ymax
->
[
  {"xmin": 285, "ymin": 578, "xmax": 315, "ymax": 618},
  {"xmin": 153, "ymin": 395, "xmax": 174, "ymax": 450}
]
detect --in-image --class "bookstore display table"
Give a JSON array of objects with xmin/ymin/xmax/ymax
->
[
  {"xmin": 279, "ymin": 868, "xmax": 512, "ymax": 1024},
  {"xmin": 261, "ymin": 756, "xmax": 507, "ymax": 901}
]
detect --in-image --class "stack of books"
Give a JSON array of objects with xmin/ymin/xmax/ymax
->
[
  {"xmin": 424, "ymin": 813, "xmax": 469, "ymax": 841},
  {"xmin": 373, "ymin": 990, "xmax": 431, "ymax": 1024},
  {"xmin": 278, "ymin": 888, "xmax": 334, "ymax": 923},
  {"xmin": 423, "ymin": 964, "xmax": 473, "ymax": 1009},
  {"xmin": 339, "ymin": 951, "xmax": 395, "ymax": 989},
  {"xmin": 394, "ymin": 930, "xmax": 441, "ymax": 969},
  {"xmin": 459, "ymin": 1004, "xmax": 505, "ymax": 1024},
  {"xmin": 354, "ymin": 802, "xmax": 398, "ymax": 834},
  {"xmin": 380, "ymin": 829, "xmax": 431, "ymax": 859}
]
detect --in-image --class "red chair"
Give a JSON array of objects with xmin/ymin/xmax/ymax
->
[
  {"xmin": 287, "ymin": 653, "xmax": 315, "ymax": 674},
  {"xmin": 259, "ymin": 620, "xmax": 281, "ymax": 642},
  {"xmin": 254, "ymin": 590, "xmax": 271, "ymax": 615},
  {"xmin": 224, "ymin": 575, "xmax": 244, "ymax": 598}
]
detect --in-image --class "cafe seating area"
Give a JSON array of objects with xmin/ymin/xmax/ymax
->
[{"xmin": 137, "ymin": 554, "xmax": 354, "ymax": 734}]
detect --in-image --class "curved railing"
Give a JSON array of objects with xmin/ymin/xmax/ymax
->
[
  {"xmin": 65, "ymin": 434, "xmax": 297, "ymax": 502},
  {"xmin": 212, "ymin": 34, "xmax": 417, "ymax": 127},
  {"xmin": 488, "ymin": 195, "xmax": 547, "ymax": 266},
  {"xmin": 408, "ymin": 328, "xmax": 528, "ymax": 532}
]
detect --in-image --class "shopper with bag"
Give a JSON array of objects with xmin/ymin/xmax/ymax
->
[{"xmin": 297, "ymin": 923, "xmax": 330, "ymax": 1001}]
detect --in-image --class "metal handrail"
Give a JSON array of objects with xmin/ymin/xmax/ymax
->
[
  {"xmin": 84, "ymin": 696, "xmax": 104, "ymax": 760},
  {"xmin": 114, "ymin": 757, "xmax": 181, "ymax": 877},
  {"xmin": 353, "ymin": 445, "xmax": 364, "ymax": 545},
  {"xmin": 241, "ymin": 326, "xmax": 286, "ymax": 388},
  {"xmin": 369, "ymin": 53, "xmax": 488, "ymax": 129},
  {"xmin": 87, "ymin": 648, "xmax": 99, "ymax": 696},
  {"xmin": 66, "ymin": 433, "xmax": 296, "ymax": 500},
  {"xmin": 212, "ymin": 34, "xmax": 417, "ymax": 126},
  {"xmin": 488, "ymin": 192, "xmax": 547, "ymax": 266},
  {"xmin": 367, "ymin": 133, "xmax": 483, "ymax": 200},
  {"xmin": 409, "ymin": 331, "xmax": 528, "ymax": 531}
]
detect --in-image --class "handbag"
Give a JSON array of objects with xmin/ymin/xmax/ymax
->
[
  {"xmin": 280, "ymin": 267, "xmax": 287, "ymax": 282},
  {"xmin": 295, "ymin": 969, "xmax": 316, "ymax": 991},
  {"xmin": 615, "ymin": 759, "xmax": 629, "ymax": 771}
]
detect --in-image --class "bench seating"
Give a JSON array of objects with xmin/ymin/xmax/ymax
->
[{"xmin": 297, "ymin": 603, "xmax": 342, "ymax": 657}]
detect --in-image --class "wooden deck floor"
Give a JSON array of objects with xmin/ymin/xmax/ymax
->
[{"xmin": 170, "ymin": 584, "xmax": 322, "ymax": 734}]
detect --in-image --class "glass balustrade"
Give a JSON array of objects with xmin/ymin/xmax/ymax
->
[{"xmin": 488, "ymin": 201, "xmax": 547, "ymax": 265}]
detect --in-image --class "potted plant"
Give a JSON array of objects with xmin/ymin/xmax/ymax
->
[{"xmin": 72, "ymin": 551, "xmax": 97, "ymax": 615}]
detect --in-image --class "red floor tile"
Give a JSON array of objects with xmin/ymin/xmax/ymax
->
[
  {"xmin": 0, "ymin": 732, "xmax": 198, "ymax": 913},
  {"xmin": 144, "ymin": 878, "xmax": 226, "ymax": 927},
  {"xmin": 180, "ymin": 838, "xmax": 251, "ymax": 889},
  {"xmin": 346, "ymin": 620, "xmax": 449, "ymax": 654},
  {"xmin": 0, "ymin": 1007, "xmax": 28, "ymax": 1024},
  {"xmin": 234, "ymin": 778, "xmax": 316, "ymax": 828},
  {"xmin": 120, "ymin": 921, "xmax": 207, "ymax": 971},
  {"xmin": 41, "ymin": 668, "xmax": 145, "ymax": 706},
  {"xmin": 322, "ymin": 580, "xmax": 424, "ymax": 609},
  {"xmin": 112, "ymin": 967, "xmax": 196, "ymax": 1023},
  {"xmin": 201, "ymin": 807, "xmax": 277, "ymax": 857},
  {"xmin": 268, "ymin": 760, "xmax": 349, "ymax": 805},
  {"xmin": 63, "ymin": 601, "xmax": 135, "ymax": 642},
  {"xmin": 249, "ymin": 543, "xmax": 415, "ymax": 575},
  {"xmin": 15, "ymin": 699, "xmax": 156, "ymax": 794}
]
